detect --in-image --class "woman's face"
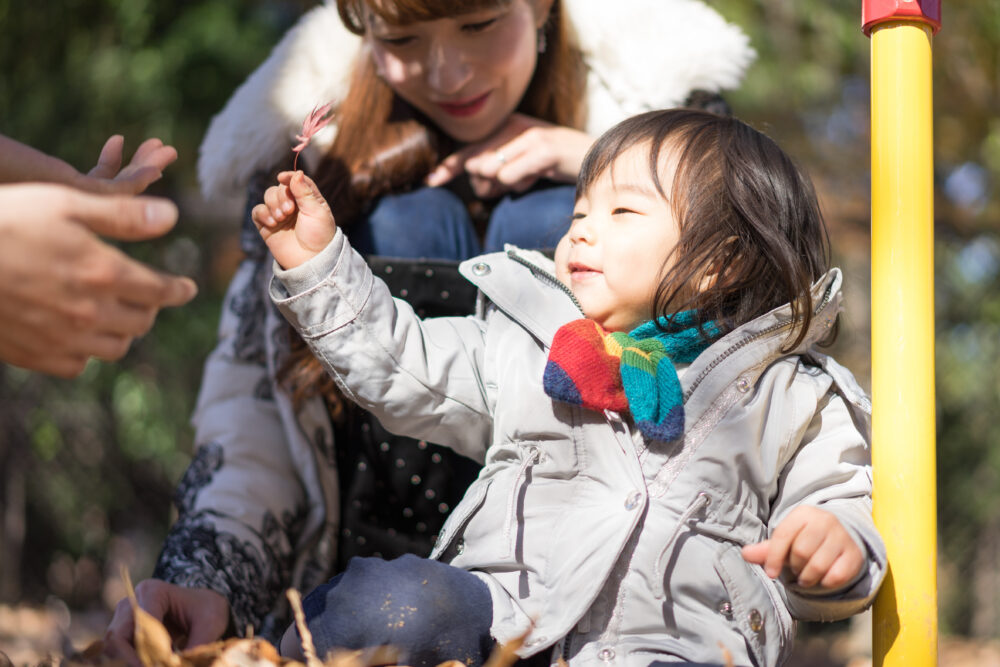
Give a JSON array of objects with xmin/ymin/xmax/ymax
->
[{"xmin": 365, "ymin": 0, "xmax": 548, "ymax": 143}]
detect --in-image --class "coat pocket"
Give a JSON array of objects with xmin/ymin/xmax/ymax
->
[
  {"xmin": 430, "ymin": 476, "xmax": 493, "ymax": 560},
  {"xmin": 714, "ymin": 544, "xmax": 796, "ymax": 667}
]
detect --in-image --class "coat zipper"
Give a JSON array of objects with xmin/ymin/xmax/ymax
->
[
  {"xmin": 506, "ymin": 249, "xmax": 584, "ymax": 313},
  {"xmin": 683, "ymin": 282, "xmax": 835, "ymax": 401}
]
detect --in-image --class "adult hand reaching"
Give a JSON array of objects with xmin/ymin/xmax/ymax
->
[
  {"xmin": 0, "ymin": 183, "xmax": 198, "ymax": 378},
  {"xmin": 0, "ymin": 133, "xmax": 177, "ymax": 195},
  {"xmin": 80, "ymin": 135, "xmax": 179, "ymax": 195},
  {"xmin": 425, "ymin": 113, "xmax": 593, "ymax": 199},
  {"xmin": 103, "ymin": 580, "xmax": 231, "ymax": 665}
]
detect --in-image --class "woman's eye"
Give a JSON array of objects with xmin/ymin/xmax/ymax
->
[{"xmin": 462, "ymin": 18, "xmax": 497, "ymax": 33}]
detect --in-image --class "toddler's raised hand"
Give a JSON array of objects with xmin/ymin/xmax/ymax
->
[
  {"xmin": 252, "ymin": 170, "xmax": 337, "ymax": 269},
  {"xmin": 741, "ymin": 505, "xmax": 865, "ymax": 591}
]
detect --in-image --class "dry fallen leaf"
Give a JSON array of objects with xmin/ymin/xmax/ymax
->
[
  {"xmin": 482, "ymin": 627, "xmax": 529, "ymax": 667},
  {"xmin": 122, "ymin": 567, "xmax": 182, "ymax": 667},
  {"xmin": 718, "ymin": 641, "xmax": 734, "ymax": 667}
]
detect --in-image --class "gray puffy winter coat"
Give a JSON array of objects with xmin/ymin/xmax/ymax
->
[{"xmin": 271, "ymin": 233, "xmax": 886, "ymax": 667}]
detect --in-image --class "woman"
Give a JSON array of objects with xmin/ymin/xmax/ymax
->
[{"xmin": 104, "ymin": 0, "xmax": 755, "ymax": 656}]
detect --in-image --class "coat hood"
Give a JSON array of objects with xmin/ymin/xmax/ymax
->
[{"xmin": 197, "ymin": 0, "xmax": 756, "ymax": 198}]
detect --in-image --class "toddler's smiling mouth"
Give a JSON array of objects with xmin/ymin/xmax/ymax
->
[{"xmin": 568, "ymin": 262, "xmax": 601, "ymax": 280}]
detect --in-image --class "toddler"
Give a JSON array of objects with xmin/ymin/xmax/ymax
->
[{"xmin": 253, "ymin": 108, "xmax": 886, "ymax": 667}]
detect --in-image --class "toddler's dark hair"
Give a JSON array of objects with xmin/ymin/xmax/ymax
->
[{"xmin": 577, "ymin": 108, "xmax": 831, "ymax": 349}]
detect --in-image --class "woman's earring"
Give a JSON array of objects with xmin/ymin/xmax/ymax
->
[{"xmin": 537, "ymin": 27, "xmax": 547, "ymax": 54}]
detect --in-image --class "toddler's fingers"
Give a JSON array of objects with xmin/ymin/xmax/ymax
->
[
  {"xmin": 762, "ymin": 517, "xmax": 808, "ymax": 579},
  {"xmin": 263, "ymin": 186, "xmax": 287, "ymax": 222},
  {"xmin": 741, "ymin": 541, "xmax": 770, "ymax": 566},
  {"xmin": 820, "ymin": 547, "xmax": 865, "ymax": 590},
  {"xmin": 793, "ymin": 536, "xmax": 840, "ymax": 588},
  {"xmin": 251, "ymin": 203, "xmax": 275, "ymax": 229},
  {"xmin": 787, "ymin": 525, "xmax": 825, "ymax": 577},
  {"xmin": 276, "ymin": 183, "xmax": 296, "ymax": 216},
  {"xmin": 276, "ymin": 170, "xmax": 295, "ymax": 185}
]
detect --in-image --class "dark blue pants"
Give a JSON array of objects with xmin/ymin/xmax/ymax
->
[
  {"xmin": 350, "ymin": 183, "xmax": 575, "ymax": 259},
  {"xmin": 297, "ymin": 554, "xmax": 495, "ymax": 667}
]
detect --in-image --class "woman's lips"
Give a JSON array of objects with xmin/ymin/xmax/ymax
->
[{"xmin": 438, "ymin": 91, "xmax": 491, "ymax": 117}]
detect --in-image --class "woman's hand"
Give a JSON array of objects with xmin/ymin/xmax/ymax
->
[
  {"xmin": 252, "ymin": 170, "xmax": 338, "ymax": 270},
  {"xmin": 103, "ymin": 580, "xmax": 231, "ymax": 665},
  {"xmin": 741, "ymin": 505, "xmax": 866, "ymax": 591},
  {"xmin": 425, "ymin": 113, "xmax": 593, "ymax": 198},
  {"xmin": 77, "ymin": 135, "xmax": 179, "ymax": 195}
]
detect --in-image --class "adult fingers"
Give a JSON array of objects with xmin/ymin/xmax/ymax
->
[
  {"xmin": 130, "ymin": 138, "xmax": 178, "ymax": 172},
  {"xmin": 88, "ymin": 135, "xmax": 125, "ymax": 180},
  {"xmin": 426, "ymin": 147, "xmax": 473, "ymax": 186},
  {"xmin": 68, "ymin": 190, "xmax": 180, "ymax": 240},
  {"xmin": 0, "ymin": 335, "xmax": 89, "ymax": 379},
  {"xmin": 180, "ymin": 589, "xmax": 231, "ymax": 647},
  {"xmin": 103, "ymin": 598, "xmax": 143, "ymax": 667},
  {"xmin": 83, "ymin": 246, "xmax": 197, "ymax": 309}
]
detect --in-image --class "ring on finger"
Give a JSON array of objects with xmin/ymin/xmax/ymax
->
[{"xmin": 495, "ymin": 150, "xmax": 508, "ymax": 165}]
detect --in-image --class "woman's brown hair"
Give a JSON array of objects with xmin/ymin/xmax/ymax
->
[
  {"xmin": 576, "ymin": 109, "xmax": 832, "ymax": 350},
  {"xmin": 281, "ymin": 0, "xmax": 587, "ymax": 409}
]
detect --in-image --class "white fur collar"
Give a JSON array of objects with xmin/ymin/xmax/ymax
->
[{"xmin": 197, "ymin": 0, "xmax": 755, "ymax": 198}]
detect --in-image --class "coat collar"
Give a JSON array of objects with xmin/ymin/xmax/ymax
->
[
  {"xmin": 459, "ymin": 248, "xmax": 582, "ymax": 347},
  {"xmin": 197, "ymin": 0, "xmax": 755, "ymax": 199}
]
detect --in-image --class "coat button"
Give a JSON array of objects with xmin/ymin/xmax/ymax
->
[
  {"xmin": 624, "ymin": 491, "xmax": 642, "ymax": 510},
  {"xmin": 748, "ymin": 609, "xmax": 763, "ymax": 632},
  {"xmin": 718, "ymin": 601, "xmax": 733, "ymax": 617},
  {"xmin": 598, "ymin": 647, "xmax": 615, "ymax": 661},
  {"xmin": 455, "ymin": 538, "xmax": 465, "ymax": 555},
  {"xmin": 472, "ymin": 262, "xmax": 491, "ymax": 276},
  {"xmin": 737, "ymin": 377, "xmax": 752, "ymax": 393}
]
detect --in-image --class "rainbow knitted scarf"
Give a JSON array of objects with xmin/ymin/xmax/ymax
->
[{"xmin": 543, "ymin": 312, "xmax": 718, "ymax": 442}]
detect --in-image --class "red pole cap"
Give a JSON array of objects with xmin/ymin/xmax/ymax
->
[{"xmin": 862, "ymin": 0, "xmax": 942, "ymax": 36}]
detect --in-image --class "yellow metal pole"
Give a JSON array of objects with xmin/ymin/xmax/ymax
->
[{"xmin": 867, "ymin": 8, "xmax": 938, "ymax": 666}]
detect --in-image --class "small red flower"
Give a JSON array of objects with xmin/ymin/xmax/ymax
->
[{"xmin": 292, "ymin": 102, "xmax": 334, "ymax": 171}]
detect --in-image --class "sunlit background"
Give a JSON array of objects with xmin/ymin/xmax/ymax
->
[{"xmin": 1, "ymin": 1, "xmax": 998, "ymax": 662}]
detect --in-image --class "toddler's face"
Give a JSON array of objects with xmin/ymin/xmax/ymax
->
[{"xmin": 555, "ymin": 143, "xmax": 682, "ymax": 332}]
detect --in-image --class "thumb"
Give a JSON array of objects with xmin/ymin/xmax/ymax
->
[
  {"xmin": 70, "ymin": 192, "xmax": 180, "ymax": 240},
  {"xmin": 289, "ymin": 171, "xmax": 334, "ymax": 220},
  {"xmin": 741, "ymin": 541, "xmax": 770, "ymax": 565}
]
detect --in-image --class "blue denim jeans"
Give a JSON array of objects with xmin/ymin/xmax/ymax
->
[
  {"xmin": 294, "ymin": 554, "xmax": 494, "ymax": 667},
  {"xmin": 349, "ymin": 183, "xmax": 575, "ymax": 259}
]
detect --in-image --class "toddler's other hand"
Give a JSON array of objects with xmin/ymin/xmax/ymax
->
[
  {"xmin": 741, "ymin": 505, "xmax": 865, "ymax": 591},
  {"xmin": 252, "ymin": 170, "xmax": 337, "ymax": 269}
]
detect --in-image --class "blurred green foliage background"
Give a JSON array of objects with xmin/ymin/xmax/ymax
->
[{"xmin": 1, "ymin": 0, "xmax": 998, "ymax": 647}]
